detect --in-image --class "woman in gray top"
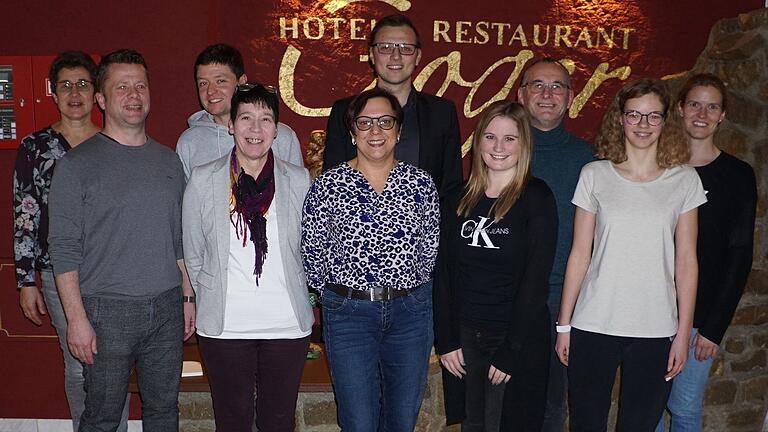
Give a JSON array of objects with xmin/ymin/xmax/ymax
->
[{"xmin": 182, "ymin": 83, "xmax": 313, "ymax": 432}]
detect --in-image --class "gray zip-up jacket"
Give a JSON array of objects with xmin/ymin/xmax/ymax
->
[{"xmin": 175, "ymin": 110, "xmax": 304, "ymax": 180}]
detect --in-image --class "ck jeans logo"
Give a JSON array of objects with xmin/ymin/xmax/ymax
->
[{"xmin": 461, "ymin": 216, "xmax": 500, "ymax": 249}]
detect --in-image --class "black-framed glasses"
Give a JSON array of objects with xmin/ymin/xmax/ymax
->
[
  {"xmin": 623, "ymin": 110, "xmax": 665, "ymax": 126},
  {"xmin": 354, "ymin": 115, "xmax": 397, "ymax": 131},
  {"xmin": 371, "ymin": 42, "xmax": 419, "ymax": 56},
  {"xmin": 236, "ymin": 82, "xmax": 277, "ymax": 93},
  {"xmin": 56, "ymin": 79, "xmax": 93, "ymax": 93},
  {"xmin": 520, "ymin": 80, "xmax": 570, "ymax": 95}
]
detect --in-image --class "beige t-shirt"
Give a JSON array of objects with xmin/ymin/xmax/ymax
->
[{"xmin": 570, "ymin": 161, "xmax": 706, "ymax": 337}]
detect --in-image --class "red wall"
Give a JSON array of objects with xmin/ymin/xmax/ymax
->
[{"xmin": 0, "ymin": 0, "xmax": 763, "ymax": 419}]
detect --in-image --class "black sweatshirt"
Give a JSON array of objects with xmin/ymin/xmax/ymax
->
[{"xmin": 694, "ymin": 152, "xmax": 757, "ymax": 345}]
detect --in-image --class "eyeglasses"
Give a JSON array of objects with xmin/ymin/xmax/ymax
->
[
  {"xmin": 623, "ymin": 110, "xmax": 666, "ymax": 126},
  {"xmin": 236, "ymin": 82, "xmax": 277, "ymax": 93},
  {"xmin": 354, "ymin": 115, "xmax": 397, "ymax": 131},
  {"xmin": 56, "ymin": 79, "xmax": 93, "ymax": 93},
  {"xmin": 371, "ymin": 43, "xmax": 419, "ymax": 56},
  {"xmin": 521, "ymin": 80, "xmax": 570, "ymax": 95}
]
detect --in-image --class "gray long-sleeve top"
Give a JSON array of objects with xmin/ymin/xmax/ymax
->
[{"xmin": 48, "ymin": 133, "xmax": 185, "ymax": 298}]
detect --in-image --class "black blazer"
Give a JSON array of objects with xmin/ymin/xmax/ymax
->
[{"xmin": 322, "ymin": 89, "xmax": 463, "ymax": 201}]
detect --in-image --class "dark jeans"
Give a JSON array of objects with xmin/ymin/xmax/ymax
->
[
  {"xmin": 322, "ymin": 281, "xmax": 433, "ymax": 432},
  {"xmin": 542, "ymin": 303, "xmax": 567, "ymax": 432},
  {"xmin": 40, "ymin": 270, "xmax": 130, "ymax": 432},
  {"xmin": 460, "ymin": 323, "xmax": 507, "ymax": 432},
  {"xmin": 79, "ymin": 286, "xmax": 183, "ymax": 432},
  {"xmin": 568, "ymin": 329, "xmax": 672, "ymax": 432},
  {"xmin": 198, "ymin": 335, "xmax": 310, "ymax": 432}
]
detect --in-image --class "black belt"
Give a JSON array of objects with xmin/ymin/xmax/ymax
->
[{"xmin": 325, "ymin": 282, "xmax": 421, "ymax": 302}]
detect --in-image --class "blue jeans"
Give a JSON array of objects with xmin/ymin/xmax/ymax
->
[
  {"xmin": 80, "ymin": 286, "xmax": 183, "ymax": 432},
  {"xmin": 322, "ymin": 281, "xmax": 433, "ymax": 432},
  {"xmin": 655, "ymin": 329, "xmax": 713, "ymax": 432},
  {"xmin": 40, "ymin": 271, "xmax": 130, "ymax": 432}
]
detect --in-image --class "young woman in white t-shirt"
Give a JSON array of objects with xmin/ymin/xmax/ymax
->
[{"xmin": 555, "ymin": 78, "xmax": 706, "ymax": 432}]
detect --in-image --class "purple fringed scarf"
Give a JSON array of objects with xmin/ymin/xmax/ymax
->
[{"xmin": 229, "ymin": 149, "xmax": 275, "ymax": 285}]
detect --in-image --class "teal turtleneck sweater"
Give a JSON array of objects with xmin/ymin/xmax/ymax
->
[{"xmin": 531, "ymin": 123, "xmax": 594, "ymax": 307}]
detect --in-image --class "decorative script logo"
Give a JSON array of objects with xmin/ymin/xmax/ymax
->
[{"xmin": 323, "ymin": 0, "xmax": 411, "ymax": 13}]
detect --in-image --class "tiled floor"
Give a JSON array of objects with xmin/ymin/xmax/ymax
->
[{"xmin": 0, "ymin": 419, "xmax": 143, "ymax": 432}]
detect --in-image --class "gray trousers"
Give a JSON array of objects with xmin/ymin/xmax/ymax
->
[
  {"xmin": 40, "ymin": 270, "xmax": 130, "ymax": 432},
  {"xmin": 79, "ymin": 285, "xmax": 183, "ymax": 432}
]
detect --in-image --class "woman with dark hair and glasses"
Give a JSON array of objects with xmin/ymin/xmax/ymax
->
[
  {"xmin": 302, "ymin": 87, "xmax": 440, "ymax": 431},
  {"xmin": 13, "ymin": 51, "xmax": 132, "ymax": 431},
  {"xmin": 434, "ymin": 100, "xmax": 557, "ymax": 431},
  {"xmin": 555, "ymin": 78, "xmax": 706, "ymax": 432},
  {"xmin": 654, "ymin": 74, "xmax": 756, "ymax": 432},
  {"xmin": 182, "ymin": 83, "xmax": 314, "ymax": 432}
]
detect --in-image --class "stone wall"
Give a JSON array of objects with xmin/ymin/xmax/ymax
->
[
  {"xmin": 671, "ymin": 7, "xmax": 768, "ymax": 432},
  {"xmin": 176, "ymin": 8, "xmax": 768, "ymax": 432}
]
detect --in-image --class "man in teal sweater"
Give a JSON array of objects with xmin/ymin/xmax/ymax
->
[{"xmin": 518, "ymin": 57, "xmax": 594, "ymax": 432}]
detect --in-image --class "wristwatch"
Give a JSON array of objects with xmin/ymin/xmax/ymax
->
[{"xmin": 555, "ymin": 322, "xmax": 572, "ymax": 333}]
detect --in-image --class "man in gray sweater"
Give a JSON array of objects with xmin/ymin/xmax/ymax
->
[
  {"xmin": 176, "ymin": 43, "xmax": 304, "ymax": 180},
  {"xmin": 49, "ymin": 49, "xmax": 195, "ymax": 431}
]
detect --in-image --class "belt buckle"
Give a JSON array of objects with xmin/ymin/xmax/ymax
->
[{"xmin": 369, "ymin": 287, "xmax": 376, "ymax": 301}]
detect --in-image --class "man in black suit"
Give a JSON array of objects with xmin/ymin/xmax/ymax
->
[{"xmin": 322, "ymin": 14, "xmax": 463, "ymax": 200}]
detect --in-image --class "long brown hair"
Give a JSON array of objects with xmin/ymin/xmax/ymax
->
[
  {"xmin": 458, "ymin": 101, "xmax": 533, "ymax": 223},
  {"xmin": 594, "ymin": 78, "xmax": 689, "ymax": 168}
]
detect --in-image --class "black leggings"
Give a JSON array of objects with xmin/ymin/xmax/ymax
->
[{"xmin": 568, "ymin": 328, "xmax": 672, "ymax": 432}]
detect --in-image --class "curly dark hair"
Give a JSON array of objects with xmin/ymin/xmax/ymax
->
[{"xmin": 594, "ymin": 78, "xmax": 689, "ymax": 168}]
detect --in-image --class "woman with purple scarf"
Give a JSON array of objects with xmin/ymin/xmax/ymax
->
[{"xmin": 182, "ymin": 83, "xmax": 314, "ymax": 432}]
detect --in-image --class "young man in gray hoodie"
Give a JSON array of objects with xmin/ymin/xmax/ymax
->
[{"xmin": 176, "ymin": 44, "xmax": 303, "ymax": 179}]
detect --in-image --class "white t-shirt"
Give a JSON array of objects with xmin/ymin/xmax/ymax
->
[
  {"xmin": 570, "ymin": 161, "xmax": 706, "ymax": 337},
  {"xmin": 199, "ymin": 197, "xmax": 310, "ymax": 340}
]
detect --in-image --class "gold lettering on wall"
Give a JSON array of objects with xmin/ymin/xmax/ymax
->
[
  {"xmin": 509, "ymin": 25, "xmax": 528, "ymax": 46},
  {"xmin": 555, "ymin": 25, "xmax": 573, "ymax": 47},
  {"xmin": 323, "ymin": 0, "xmax": 412, "ymax": 13},
  {"xmin": 475, "ymin": 22, "xmax": 490, "ymax": 44},
  {"xmin": 533, "ymin": 24, "xmax": 550, "ymax": 46},
  {"xmin": 427, "ymin": 21, "xmax": 634, "ymax": 49},
  {"xmin": 277, "ymin": 13, "xmax": 634, "ymax": 158},
  {"xmin": 456, "ymin": 21, "xmax": 472, "ymax": 44},
  {"xmin": 279, "ymin": 16, "xmax": 376, "ymax": 40},
  {"xmin": 280, "ymin": 46, "xmax": 333, "ymax": 117},
  {"xmin": 570, "ymin": 62, "xmax": 632, "ymax": 117},
  {"xmin": 492, "ymin": 23, "xmax": 511, "ymax": 45},
  {"xmin": 281, "ymin": 16, "xmax": 636, "ymax": 51},
  {"xmin": 434, "ymin": 20, "xmax": 451, "ymax": 42},
  {"xmin": 280, "ymin": 17, "xmax": 299, "ymax": 39},
  {"xmin": 304, "ymin": 17, "xmax": 324, "ymax": 40},
  {"xmin": 281, "ymin": 42, "xmax": 630, "ymax": 125},
  {"xmin": 350, "ymin": 18, "xmax": 367, "ymax": 40}
]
